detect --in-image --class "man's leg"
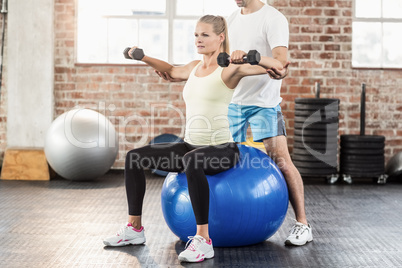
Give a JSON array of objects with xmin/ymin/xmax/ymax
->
[
  {"xmin": 263, "ymin": 135, "xmax": 307, "ymax": 225},
  {"xmin": 249, "ymin": 104, "xmax": 313, "ymax": 246}
]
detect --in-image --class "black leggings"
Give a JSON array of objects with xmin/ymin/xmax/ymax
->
[{"xmin": 125, "ymin": 142, "xmax": 239, "ymax": 225}]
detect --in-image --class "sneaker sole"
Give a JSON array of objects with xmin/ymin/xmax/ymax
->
[
  {"xmin": 178, "ymin": 251, "xmax": 214, "ymax": 263},
  {"xmin": 103, "ymin": 238, "xmax": 146, "ymax": 247},
  {"xmin": 285, "ymin": 237, "xmax": 313, "ymax": 246}
]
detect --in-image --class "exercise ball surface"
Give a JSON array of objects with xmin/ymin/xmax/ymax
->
[
  {"xmin": 161, "ymin": 145, "xmax": 288, "ymax": 247},
  {"xmin": 386, "ymin": 151, "xmax": 402, "ymax": 178},
  {"xmin": 149, "ymin": 134, "xmax": 183, "ymax": 176},
  {"xmin": 45, "ymin": 109, "xmax": 118, "ymax": 180}
]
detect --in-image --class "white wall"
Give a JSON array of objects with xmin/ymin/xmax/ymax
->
[{"xmin": 6, "ymin": 0, "xmax": 54, "ymax": 147}]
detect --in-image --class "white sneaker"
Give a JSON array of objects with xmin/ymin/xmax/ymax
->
[
  {"xmin": 178, "ymin": 235, "xmax": 214, "ymax": 263},
  {"xmin": 285, "ymin": 222, "xmax": 313, "ymax": 246},
  {"xmin": 103, "ymin": 223, "xmax": 146, "ymax": 246}
]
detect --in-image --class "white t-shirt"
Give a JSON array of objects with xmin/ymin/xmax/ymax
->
[{"xmin": 227, "ymin": 4, "xmax": 289, "ymax": 108}]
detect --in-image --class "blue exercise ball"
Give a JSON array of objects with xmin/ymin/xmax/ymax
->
[
  {"xmin": 149, "ymin": 134, "xmax": 183, "ymax": 176},
  {"xmin": 161, "ymin": 144, "xmax": 288, "ymax": 247}
]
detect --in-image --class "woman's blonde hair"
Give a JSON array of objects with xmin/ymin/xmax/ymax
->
[{"xmin": 198, "ymin": 15, "xmax": 230, "ymax": 53}]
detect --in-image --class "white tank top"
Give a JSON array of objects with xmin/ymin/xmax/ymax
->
[{"xmin": 183, "ymin": 62, "xmax": 234, "ymax": 145}]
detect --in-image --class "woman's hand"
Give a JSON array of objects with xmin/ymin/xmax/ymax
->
[
  {"xmin": 230, "ymin": 50, "xmax": 247, "ymax": 64},
  {"xmin": 127, "ymin": 46, "xmax": 145, "ymax": 60}
]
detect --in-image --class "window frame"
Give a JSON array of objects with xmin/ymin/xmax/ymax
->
[
  {"xmin": 352, "ymin": 0, "xmax": 402, "ymax": 69},
  {"xmin": 76, "ymin": 0, "xmax": 235, "ymax": 66}
]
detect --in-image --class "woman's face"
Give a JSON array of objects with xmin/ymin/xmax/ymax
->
[{"xmin": 194, "ymin": 22, "xmax": 223, "ymax": 55}]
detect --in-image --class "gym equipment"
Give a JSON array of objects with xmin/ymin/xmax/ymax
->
[
  {"xmin": 1, "ymin": 148, "xmax": 50, "ymax": 181},
  {"xmin": 217, "ymin": 50, "xmax": 260, "ymax": 67},
  {"xmin": 292, "ymin": 82, "xmax": 340, "ymax": 183},
  {"xmin": 123, "ymin": 47, "xmax": 145, "ymax": 60},
  {"xmin": 161, "ymin": 144, "xmax": 288, "ymax": 247},
  {"xmin": 44, "ymin": 109, "xmax": 119, "ymax": 181},
  {"xmin": 339, "ymin": 83, "xmax": 387, "ymax": 184},
  {"xmin": 149, "ymin": 134, "xmax": 184, "ymax": 177},
  {"xmin": 386, "ymin": 151, "xmax": 402, "ymax": 179}
]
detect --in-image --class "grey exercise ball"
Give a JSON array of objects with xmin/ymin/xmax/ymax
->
[
  {"xmin": 386, "ymin": 151, "xmax": 402, "ymax": 178},
  {"xmin": 45, "ymin": 109, "xmax": 119, "ymax": 180}
]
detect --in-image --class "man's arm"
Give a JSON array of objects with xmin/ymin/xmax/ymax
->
[{"xmin": 267, "ymin": 46, "xmax": 290, "ymax": 80}]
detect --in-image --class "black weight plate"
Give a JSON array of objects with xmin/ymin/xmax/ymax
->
[
  {"xmin": 295, "ymin": 104, "xmax": 339, "ymax": 111},
  {"xmin": 340, "ymin": 148, "xmax": 384, "ymax": 155},
  {"xmin": 294, "ymin": 140, "xmax": 338, "ymax": 146},
  {"xmin": 340, "ymin": 158, "xmax": 384, "ymax": 166},
  {"xmin": 293, "ymin": 147, "xmax": 332, "ymax": 155},
  {"xmin": 292, "ymin": 154, "xmax": 337, "ymax": 163},
  {"xmin": 295, "ymin": 116, "xmax": 339, "ymax": 124},
  {"xmin": 295, "ymin": 98, "xmax": 340, "ymax": 105},
  {"xmin": 340, "ymin": 135, "xmax": 385, "ymax": 143},
  {"xmin": 340, "ymin": 154, "xmax": 384, "ymax": 162},
  {"xmin": 294, "ymin": 135, "xmax": 338, "ymax": 143},
  {"xmin": 294, "ymin": 140, "xmax": 338, "ymax": 147},
  {"xmin": 295, "ymin": 129, "xmax": 338, "ymax": 137},
  {"xmin": 297, "ymin": 167, "xmax": 338, "ymax": 175},
  {"xmin": 340, "ymin": 141, "xmax": 384, "ymax": 150},
  {"xmin": 340, "ymin": 157, "xmax": 384, "ymax": 165},
  {"xmin": 293, "ymin": 160, "xmax": 336, "ymax": 169},
  {"xmin": 293, "ymin": 148, "xmax": 338, "ymax": 156},
  {"xmin": 340, "ymin": 166, "xmax": 384, "ymax": 174},
  {"xmin": 294, "ymin": 122, "xmax": 339, "ymax": 130},
  {"xmin": 295, "ymin": 110, "xmax": 339, "ymax": 117},
  {"xmin": 293, "ymin": 142, "xmax": 338, "ymax": 151},
  {"xmin": 340, "ymin": 164, "xmax": 384, "ymax": 172}
]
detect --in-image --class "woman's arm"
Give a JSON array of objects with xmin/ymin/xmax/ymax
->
[
  {"xmin": 128, "ymin": 47, "xmax": 199, "ymax": 81},
  {"xmin": 221, "ymin": 50, "xmax": 285, "ymax": 89}
]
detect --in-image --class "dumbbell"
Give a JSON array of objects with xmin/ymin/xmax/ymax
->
[
  {"xmin": 217, "ymin": 50, "xmax": 261, "ymax": 67},
  {"xmin": 123, "ymin": 47, "xmax": 145, "ymax": 60}
]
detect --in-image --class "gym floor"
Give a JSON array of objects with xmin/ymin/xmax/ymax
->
[{"xmin": 0, "ymin": 170, "xmax": 401, "ymax": 268}]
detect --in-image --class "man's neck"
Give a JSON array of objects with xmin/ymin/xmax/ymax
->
[{"xmin": 241, "ymin": 1, "xmax": 265, "ymax": 15}]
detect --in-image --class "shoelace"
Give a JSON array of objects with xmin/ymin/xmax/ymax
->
[
  {"xmin": 290, "ymin": 224, "xmax": 307, "ymax": 237},
  {"xmin": 115, "ymin": 225, "xmax": 129, "ymax": 238},
  {"xmin": 185, "ymin": 236, "xmax": 203, "ymax": 252}
]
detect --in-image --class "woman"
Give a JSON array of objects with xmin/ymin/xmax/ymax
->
[{"xmin": 103, "ymin": 15, "xmax": 284, "ymax": 263}]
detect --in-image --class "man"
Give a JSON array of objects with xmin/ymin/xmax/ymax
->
[{"xmin": 227, "ymin": 0, "xmax": 312, "ymax": 246}]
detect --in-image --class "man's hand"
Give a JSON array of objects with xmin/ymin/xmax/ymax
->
[
  {"xmin": 154, "ymin": 70, "xmax": 184, "ymax": 82},
  {"xmin": 267, "ymin": 61, "xmax": 290, "ymax": 80}
]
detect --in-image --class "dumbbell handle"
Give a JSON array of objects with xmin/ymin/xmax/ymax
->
[
  {"xmin": 123, "ymin": 47, "xmax": 145, "ymax": 60},
  {"xmin": 217, "ymin": 50, "xmax": 260, "ymax": 67},
  {"xmin": 224, "ymin": 55, "xmax": 248, "ymax": 63}
]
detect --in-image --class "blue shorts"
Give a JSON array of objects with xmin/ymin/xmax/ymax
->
[{"xmin": 228, "ymin": 103, "xmax": 287, "ymax": 143}]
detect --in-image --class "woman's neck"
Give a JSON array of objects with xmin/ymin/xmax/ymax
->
[{"xmin": 201, "ymin": 51, "xmax": 220, "ymax": 68}]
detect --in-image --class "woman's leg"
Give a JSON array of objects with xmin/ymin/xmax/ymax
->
[
  {"xmin": 125, "ymin": 142, "xmax": 190, "ymax": 228},
  {"xmin": 182, "ymin": 142, "xmax": 239, "ymax": 240},
  {"xmin": 104, "ymin": 142, "xmax": 191, "ymax": 247}
]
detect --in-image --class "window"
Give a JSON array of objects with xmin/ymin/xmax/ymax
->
[
  {"xmin": 353, "ymin": 0, "xmax": 402, "ymax": 68},
  {"xmin": 77, "ymin": 0, "xmax": 239, "ymax": 64}
]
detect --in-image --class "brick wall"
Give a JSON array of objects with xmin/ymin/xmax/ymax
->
[{"xmin": 1, "ymin": 0, "xmax": 401, "ymax": 169}]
